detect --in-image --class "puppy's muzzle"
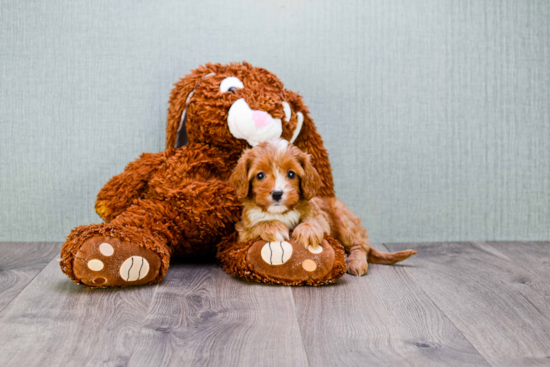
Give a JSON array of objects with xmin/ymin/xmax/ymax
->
[{"xmin": 271, "ymin": 190, "xmax": 283, "ymax": 202}]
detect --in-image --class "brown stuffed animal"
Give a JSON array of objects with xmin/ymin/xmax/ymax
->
[{"xmin": 60, "ymin": 62, "xmax": 346, "ymax": 288}]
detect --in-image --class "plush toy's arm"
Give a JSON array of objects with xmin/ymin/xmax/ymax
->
[{"xmin": 95, "ymin": 149, "xmax": 176, "ymax": 222}]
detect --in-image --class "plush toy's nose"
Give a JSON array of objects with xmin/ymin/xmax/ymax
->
[{"xmin": 252, "ymin": 111, "xmax": 271, "ymax": 128}]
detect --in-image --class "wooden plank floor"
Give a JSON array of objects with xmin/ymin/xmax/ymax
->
[{"xmin": 0, "ymin": 241, "xmax": 549, "ymax": 367}]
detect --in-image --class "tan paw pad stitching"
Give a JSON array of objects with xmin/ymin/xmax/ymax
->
[
  {"xmin": 119, "ymin": 256, "xmax": 150, "ymax": 281},
  {"xmin": 261, "ymin": 241, "xmax": 293, "ymax": 265}
]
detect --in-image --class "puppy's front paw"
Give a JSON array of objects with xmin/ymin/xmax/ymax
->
[
  {"xmin": 347, "ymin": 250, "xmax": 369, "ymax": 276},
  {"xmin": 260, "ymin": 223, "xmax": 290, "ymax": 242},
  {"xmin": 292, "ymin": 222, "xmax": 324, "ymax": 250}
]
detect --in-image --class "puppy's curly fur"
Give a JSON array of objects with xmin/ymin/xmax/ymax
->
[{"xmin": 230, "ymin": 139, "xmax": 417, "ymax": 276}]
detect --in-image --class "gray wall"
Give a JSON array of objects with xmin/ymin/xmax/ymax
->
[{"xmin": 1, "ymin": 0, "xmax": 549, "ymax": 243}]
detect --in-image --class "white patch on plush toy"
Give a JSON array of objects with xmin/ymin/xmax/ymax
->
[
  {"xmin": 261, "ymin": 241, "xmax": 293, "ymax": 265},
  {"xmin": 272, "ymin": 137, "xmax": 289, "ymax": 152},
  {"xmin": 282, "ymin": 101, "xmax": 291, "ymax": 122},
  {"xmin": 99, "ymin": 242, "xmax": 114, "ymax": 256},
  {"xmin": 308, "ymin": 245, "xmax": 323, "ymax": 254},
  {"xmin": 290, "ymin": 112, "xmax": 304, "ymax": 144},
  {"xmin": 87, "ymin": 259, "xmax": 104, "ymax": 271},
  {"xmin": 227, "ymin": 98, "xmax": 283, "ymax": 146},
  {"xmin": 119, "ymin": 256, "xmax": 150, "ymax": 281},
  {"xmin": 177, "ymin": 91, "xmax": 194, "ymax": 132}
]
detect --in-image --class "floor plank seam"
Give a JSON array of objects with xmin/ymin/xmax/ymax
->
[
  {"xmin": 289, "ymin": 287, "xmax": 312, "ymax": 367},
  {"xmin": 476, "ymin": 241, "xmax": 550, "ymax": 286},
  {"xmin": 0, "ymin": 243, "xmax": 61, "ymax": 315},
  {"xmin": 381, "ymin": 242, "xmax": 495, "ymax": 367},
  {"xmin": 125, "ymin": 282, "xmax": 162, "ymax": 367}
]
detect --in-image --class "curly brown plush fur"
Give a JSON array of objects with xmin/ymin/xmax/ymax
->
[{"xmin": 60, "ymin": 62, "xmax": 344, "ymax": 288}]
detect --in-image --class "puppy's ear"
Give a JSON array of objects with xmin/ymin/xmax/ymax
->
[
  {"xmin": 230, "ymin": 149, "xmax": 253, "ymax": 200},
  {"xmin": 298, "ymin": 151, "xmax": 321, "ymax": 201}
]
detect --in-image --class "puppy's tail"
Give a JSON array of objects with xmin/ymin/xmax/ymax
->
[{"xmin": 367, "ymin": 247, "xmax": 417, "ymax": 265}]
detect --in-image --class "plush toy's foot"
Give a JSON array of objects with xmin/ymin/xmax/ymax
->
[
  {"xmin": 218, "ymin": 233, "xmax": 347, "ymax": 286},
  {"xmin": 247, "ymin": 239, "xmax": 338, "ymax": 284},
  {"xmin": 60, "ymin": 224, "xmax": 171, "ymax": 288},
  {"xmin": 72, "ymin": 236, "xmax": 163, "ymax": 287}
]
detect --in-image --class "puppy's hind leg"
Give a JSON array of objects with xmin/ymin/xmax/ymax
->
[
  {"xmin": 319, "ymin": 197, "xmax": 417, "ymax": 274},
  {"xmin": 318, "ymin": 197, "xmax": 371, "ymax": 276}
]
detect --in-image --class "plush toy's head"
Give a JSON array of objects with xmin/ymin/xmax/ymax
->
[
  {"xmin": 167, "ymin": 62, "xmax": 306, "ymax": 152},
  {"xmin": 167, "ymin": 61, "xmax": 336, "ymax": 198}
]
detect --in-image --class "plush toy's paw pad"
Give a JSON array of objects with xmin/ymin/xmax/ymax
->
[
  {"xmin": 119, "ymin": 256, "xmax": 150, "ymax": 281},
  {"xmin": 307, "ymin": 245, "xmax": 323, "ymax": 254},
  {"xmin": 247, "ymin": 239, "xmax": 336, "ymax": 284},
  {"xmin": 260, "ymin": 241, "xmax": 293, "ymax": 265},
  {"xmin": 73, "ymin": 236, "xmax": 161, "ymax": 288},
  {"xmin": 301, "ymin": 259, "xmax": 317, "ymax": 272}
]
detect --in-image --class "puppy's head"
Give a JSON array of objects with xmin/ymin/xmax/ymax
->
[{"xmin": 230, "ymin": 139, "xmax": 321, "ymax": 213}]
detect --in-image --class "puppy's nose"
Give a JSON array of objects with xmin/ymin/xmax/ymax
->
[
  {"xmin": 252, "ymin": 111, "xmax": 272, "ymax": 128},
  {"xmin": 271, "ymin": 190, "xmax": 283, "ymax": 201}
]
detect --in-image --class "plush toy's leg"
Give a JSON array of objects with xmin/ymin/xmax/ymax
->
[
  {"xmin": 217, "ymin": 233, "xmax": 347, "ymax": 286},
  {"xmin": 60, "ymin": 199, "xmax": 178, "ymax": 288}
]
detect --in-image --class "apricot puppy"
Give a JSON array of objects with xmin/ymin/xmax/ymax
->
[{"xmin": 230, "ymin": 139, "xmax": 416, "ymax": 276}]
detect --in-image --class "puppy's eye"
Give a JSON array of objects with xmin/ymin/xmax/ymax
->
[
  {"xmin": 287, "ymin": 171, "xmax": 296, "ymax": 179},
  {"xmin": 228, "ymin": 87, "xmax": 237, "ymax": 93},
  {"xmin": 256, "ymin": 172, "xmax": 265, "ymax": 180}
]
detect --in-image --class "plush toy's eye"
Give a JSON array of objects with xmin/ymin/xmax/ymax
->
[
  {"xmin": 287, "ymin": 171, "xmax": 296, "ymax": 179},
  {"xmin": 220, "ymin": 77, "xmax": 244, "ymax": 93},
  {"xmin": 256, "ymin": 172, "xmax": 265, "ymax": 180}
]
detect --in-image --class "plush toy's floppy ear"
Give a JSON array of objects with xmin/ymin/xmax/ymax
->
[
  {"xmin": 167, "ymin": 75, "xmax": 198, "ymax": 148},
  {"xmin": 166, "ymin": 67, "xmax": 216, "ymax": 149},
  {"xmin": 298, "ymin": 150, "xmax": 321, "ymax": 201},
  {"xmin": 284, "ymin": 89, "xmax": 335, "ymax": 197},
  {"xmin": 230, "ymin": 149, "xmax": 253, "ymax": 200}
]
